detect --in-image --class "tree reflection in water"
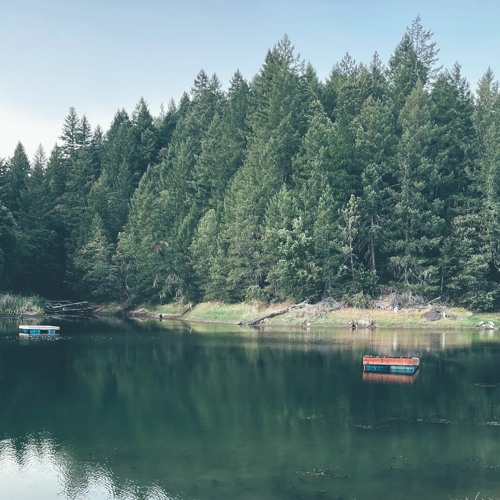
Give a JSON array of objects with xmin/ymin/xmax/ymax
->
[{"xmin": 0, "ymin": 319, "xmax": 500, "ymax": 499}]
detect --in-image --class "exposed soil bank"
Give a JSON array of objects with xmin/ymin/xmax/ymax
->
[{"xmin": 130, "ymin": 301, "xmax": 500, "ymax": 330}]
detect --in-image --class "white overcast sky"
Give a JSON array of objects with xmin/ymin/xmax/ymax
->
[{"xmin": 1, "ymin": 0, "xmax": 499, "ymax": 160}]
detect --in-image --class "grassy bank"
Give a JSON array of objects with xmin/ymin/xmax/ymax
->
[
  {"xmin": 0, "ymin": 294, "xmax": 45, "ymax": 317},
  {"xmin": 137, "ymin": 301, "xmax": 500, "ymax": 330}
]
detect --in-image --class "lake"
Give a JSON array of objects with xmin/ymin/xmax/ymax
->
[{"xmin": 1, "ymin": 318, "xmax": 500, "ymax": 499}]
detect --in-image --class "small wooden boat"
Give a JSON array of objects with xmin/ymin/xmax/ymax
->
[
  {"xmin": 363, "ymin": 355, "xmax": 419, "ymax": 375},
  {"xmin": 19, "ymin": 325, "xmax": 60, "ymax": 336}
]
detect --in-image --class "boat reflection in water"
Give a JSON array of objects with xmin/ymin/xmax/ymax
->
[
  {"xmin": 362, "ymin": 355, "xmax": 420, "ymax": 383},
  {"xmin": 363, "ymin": 370, "xmax": 420, "ymax": 384}
]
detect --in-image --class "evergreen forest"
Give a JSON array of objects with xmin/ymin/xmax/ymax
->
[{"xmin": 1, "ymin": 19, "xmax": 499, "ymax": 311}]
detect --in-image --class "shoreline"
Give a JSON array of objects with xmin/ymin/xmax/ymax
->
[
  {"xmin": 2, "ymin": 296, "xmax": 498, "ymax": 331},
  {"xmin": 130, "ymin": 301, "xmax": 500, "ymax": 331}
]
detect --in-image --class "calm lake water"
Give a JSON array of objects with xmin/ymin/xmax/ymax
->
[{"xmin": 1, "ymin": 318, "xmax": 500, "ymax": 499}]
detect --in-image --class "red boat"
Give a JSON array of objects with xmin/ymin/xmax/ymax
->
[{"xmin": 363, "ymin": 355, "xmax": 420, "ymax": 375}]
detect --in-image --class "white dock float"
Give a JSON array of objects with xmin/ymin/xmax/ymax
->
[{"xmin": 19, "ymin": 325, "xmax": 60, "ymax": 335}]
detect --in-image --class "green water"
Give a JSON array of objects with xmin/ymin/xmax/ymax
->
[{"xmin": 1, "ymin": 318, "xmax": 500, "ymax": 499}]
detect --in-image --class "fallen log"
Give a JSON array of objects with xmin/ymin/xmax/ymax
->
[
  {"xmin": 247, "ymin": 301, "xmax": 308, "ymax": 326},
  {"xmin": 45, "ymin": 301, "xmax": 98, "ymax": 316},
  {"xmin": 180, "ymin": 304, "xmax": 193, "ymax": 316},
  {"xmin": 46, "ymin": 301, "xmax": 93, "ymax": 310}
]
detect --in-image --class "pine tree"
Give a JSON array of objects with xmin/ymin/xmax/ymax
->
[
  {"xmin": 324, "ymin": 54, "xmax": 372, "ymax": 123},
  {"xmin": 354, "ymin": 97, "xmax": 395, "ymax": 277},
  {"xmin": 388, "ymin": 33, "xmax": 419, "ymax": 113},
  {"xmin": 192, "ymin": 71, "xmax": 249, "ymax": 209},
  {"xmin": 293, "ymin": 100, "xmax": 350, "ymax": 219},
  {"xmin": 0, "ymin": 203, "xmax": 20, "ymax": 290},
  {"xmin": 406, "ymin": 15, "xmax": 441, "ymax": 87},
  {"xmin": 44, "ymin": 145, "xmax": 67, "ymax": 202},
  {"xmin": 212, "ymin": 35, "xmax": 310, "ymax": 301},
  {"xmin": 43, "ymin": 145, "xmax": 70, "ymax": 295},
  {"xmin": 445, "ymin": 213, "xmax": 499, "ymax": 311},
  {"xmin": 387, "ymin": 82, "xmax": 444, "ymax": 296},
  {"xmin": 313, "ymin": 186, "xmax": 341, "ymax": 297},
  {"xmin": 2, "ymin": 142, "xmax": 30, "ymax": 214},
  {"xmin": 116, "ymin": 72, "xmax": 225, "ymax": 303},
  {"xmin": 473, "ymin": 68, "xmax": 500, "ymax": 154},
  {"xmin": 59, "ymin": 107, "xmax": 81, "ymax": 158},
  {"xmin": 368, "ymin": 52, "xmax": 388, "ymax": 101},
  {"xmin": 336, "ymin": 195, "xmax": 379, "ymax": 303},
  {"xmin": 72, "ymin": 214, "xmax": 120, "ymax": 302},
  {"xmin": 466, "ymin": 69, "xmax": 500, "ymax": 307},
  {"xmin": 55, "ymin": 110, "xmax": 101, "ymax": 234},
  {"xmin": 131, "ymin": 97, "xmax": 158, "ymax": 175},
  {"xmin": 322, "ymin": 55, "xmax": 374, "ymax": 190},
  {"xmin": 14, "ymin": 145, "xmax": 58, "ymax": 294},
  {"xmin": 189, "ymin": 209, "xmax": 220, "ymax": 300},
  {"xmin": 388, "ymin": 16, "xmax": 440, "ymax": 113},
  {"xmin": 339, "ymin": 195, "xmax": 360, "ymax": 289},
  {"xmin": 217, "ymin": 133, "xmax": 285, "ymax": 301},
  {"xmin": 116, "ymin": 163, "xmax": 168, "ymax": 303},
  {"xmin": 260, "ymin": 186, "xmax": 318, "ymax": 301},
  {"xmin": 89, "ymin": 110, "xmax": 135, "ymax": 241},
  {"xmin": 78, "ymin": 115, "xmax": 93, "ymax": 147},
  {"xmin": 155, "ymin": 98, "xmax": 179, "ymax": 157},
  {"xmin": 430, "ymin": 64, "xmax": 475, "ymax": 211}
]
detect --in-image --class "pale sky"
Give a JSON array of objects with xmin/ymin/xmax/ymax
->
[{"xmin": 1, "ymin": 0, "xmax": 499, "ymax": 160}]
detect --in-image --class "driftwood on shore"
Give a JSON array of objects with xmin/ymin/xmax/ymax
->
[
  {"xmin": 350, "ymin": 318, "xmax": 377, "ymax": 329},
  {"xmin": 45, "ymin": 301, "xmax": 98, "ymax": 316},
  {"xmin": 247, "ymin": 301, "xmax": 308, "ymax": 326},
  {"xmin": 158, "ymin": 304, "xmax": 193, "ymax": 320}
]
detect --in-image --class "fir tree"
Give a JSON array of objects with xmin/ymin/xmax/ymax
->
[
  {"xmin": 387, "ymin": 82, "xmax": 444, "ymax": 296},
  {"xmin": 354, "ymin": 97, "xmax": 395, "ymax": 277},
  {"xmin": 2, "ymin": 142, "xmax": 30, "ymax": 214},
  {"xmin": 14, "ymin": 146, "xmax": 58, "ymax": 295}
]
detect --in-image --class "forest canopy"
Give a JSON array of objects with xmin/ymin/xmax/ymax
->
[{"xmin": 0, "ymin": 18, "xmax": 499, "ymax": 311}]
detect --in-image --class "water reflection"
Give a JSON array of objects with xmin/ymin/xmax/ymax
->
[
  {"xmin": 19, "ymin": 334, "xmax": 62, "ymax": 346},
  {"xmin": 0, "ymin": 434, "xmax": 176, "ymax": 499},
  {"xmin": 0, "ymin": 435, "xmax": 62, "ymax": 498},
  {"xmin": 1, "ymin": 319, "xmax": 500, "ymax": 499},
  {"xmin": 363, "ymin": 370, "xmax": 420, "ymax": 384}
]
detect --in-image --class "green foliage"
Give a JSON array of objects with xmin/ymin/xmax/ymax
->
[
  {"xmin": 262, "ymin": 188, "xmax": 320, "ymax": 302},
  {"xmin": 71, "ymin": 215, "xmax": 121, "ymax": 302},
  {"xmin": 0, "ymin": 143, "xmax": 30, "ymax": 214},
  {"xmin": 115, "ymin": 163, "xmax": 168, "ymax": 303},
  {"xmin": 313, "ymin": 186, "xmax": 341, "ymax": 296},
  {"xmin": 354, "ymin": 98, "xmax": 395, "ymax": 269},
  {"xmin": 446, "ymin": 214, "xmax": 500, "ymax": 311},
  {"xmin": 0, "ymin": 203, "xmax": 20, "ymax": 290},
  {"xmin": 387, "ymin": 82, "xmax": 445, "ymax": 296},
  {"xmin": 342, "ymin": 291, "xmax": 373, "ymax": 309},
  {"xmin": 190, "ymin": 209, "xmax": 220, "ymax": 300},
  {"xmin": 13, "ymin": 146, "xmax": 59, "ymax": 295},
  {"xmin": 2, "ymin": 23, "xmax": 500, "ymax": 310}
]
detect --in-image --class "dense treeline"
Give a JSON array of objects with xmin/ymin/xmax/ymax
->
[{"xmin": 0, "ymin": 19, "xmax": 499, "ymax": 311}]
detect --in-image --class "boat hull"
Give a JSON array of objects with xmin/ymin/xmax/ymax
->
[
  {"xmin": 364, "ymin": 364, "xmax": 418, "ymax": 374},
  {"xmin": 363, "ymin": 355, "xmax": 419, "ymax": 375}
]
